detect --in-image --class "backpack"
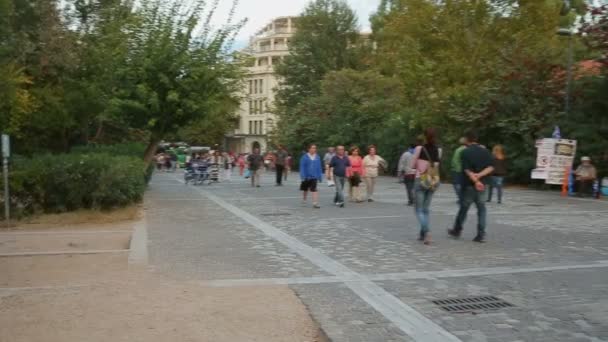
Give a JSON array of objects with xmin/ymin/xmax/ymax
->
[{"xmin": 419, "ymin": 147, "xmax": 440, "ymax": 190}]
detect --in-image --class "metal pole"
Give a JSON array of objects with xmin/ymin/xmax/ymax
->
[
  {"xmin": 3, "ymin": 157, "xmax": 9, "ymax": 227},
  {"xmin": 565, "ymin": 32, "xmax": 573, "ymax": 118}
]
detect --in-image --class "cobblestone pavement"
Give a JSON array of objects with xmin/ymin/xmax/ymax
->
[{"xmin": 145, "ymin": 171, "xmax": 608, "ymax": 342}]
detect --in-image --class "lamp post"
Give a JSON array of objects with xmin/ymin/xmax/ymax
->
[
  {"xmin": 558, "ymin": 0, "xmax": 573, "ymax": 119},
  {"xmin": 557, "ymin": 28, "xmax": 574, "ymax": 119}
]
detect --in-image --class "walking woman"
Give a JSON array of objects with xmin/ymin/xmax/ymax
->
[
  {"xmin": 362, "ymin": 145, "xmax": 387, "ymax": 202},
  {"xmin": 347, "ymin": 146, "xmax": 365, "ymax": 203},
  {"xmin": 299, "ymin": 144, "xmax": 324, "ymax": 208},
  {"xmin": 410, "ymin": 128, "xmax": 441, "ymax": 245},
  {"xmin": 487, "ymin": 145, "xmax": 507, "ymax": 204}
]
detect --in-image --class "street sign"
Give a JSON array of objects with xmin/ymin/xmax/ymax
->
[{"xmin": 2, "ymin": 134, "xmax": 9, "ymax": 158}]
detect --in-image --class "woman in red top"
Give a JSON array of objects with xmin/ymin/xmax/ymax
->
[{"xmin": 347, "ymin": 146, "xmax": 365, "ymax": 202}]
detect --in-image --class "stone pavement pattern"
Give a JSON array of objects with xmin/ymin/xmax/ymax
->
[{"xmin": 145, "ymin": 171, "xmax": 608, "ymax": 342}]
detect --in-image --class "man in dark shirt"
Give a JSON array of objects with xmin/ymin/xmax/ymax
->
[
  {"xmin": 328, "ymin": 145, "xmax": 351, "ymax": 208},
  {"xmin": 274, "ymin": 147, "xmax": 289, "ymax": 186},
  {"xmin": 448, "ymin": 130, "xmax": 494, "ymax": 242},
  {"xmin": 247, "ymin": 148, "xmax": 264, "ymax": 187}
]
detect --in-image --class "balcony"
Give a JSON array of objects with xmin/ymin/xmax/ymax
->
[{"xmin": 257, "ymin": 44, "xmax": 288, "ymax": 53}]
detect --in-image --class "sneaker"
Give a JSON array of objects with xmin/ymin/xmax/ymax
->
[
  {"xmin": 338, "ymin": 202, "xmax": 345, "ymax": 208},
  {"xmin": 313, "ymin": 203, "xmax": 321, "ymax": 209},
  {"xmin": 367, "ymin": 198, "xmax": 374, "ymax": 202},
  {"xmin": 472, "ymin": 235, "xmax": 486, "ymax": 243},
  {"xmin": 301, "ymin": 200, "xmax": 307, "ymax": 207},
  {"xmin": 447, "ymin": 229, "xmax": 462, "ymax": 238},
  {"xmin": 256, "ymin": 185, "xmax": 261, "ymax": 188}
]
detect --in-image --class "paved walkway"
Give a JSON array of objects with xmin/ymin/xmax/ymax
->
[{"xmin": 145, "ymin": 171, "xmax": 608, "ymax": 342}]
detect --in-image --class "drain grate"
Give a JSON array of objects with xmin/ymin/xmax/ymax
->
[
  {"xmin": 260, "ymin": 213, "xmax": 292, "ymax": 217},
  {"xmin": 432, "ymin": 296, "xmax": 514, "ymax": 313}
]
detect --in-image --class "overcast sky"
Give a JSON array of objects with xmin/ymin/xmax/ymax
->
[{"xmin": 211, "ymin": 0, "xmax": 381, "ymax": 49}]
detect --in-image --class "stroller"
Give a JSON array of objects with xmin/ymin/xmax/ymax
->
[{"xmin": 184, "ymin": 160, "xmax": 211, "ymax": 185}]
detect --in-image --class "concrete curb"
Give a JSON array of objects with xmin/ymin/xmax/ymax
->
[{"xmin": 128, "ymin": 212, "xmax": 148, "ymax": 265}]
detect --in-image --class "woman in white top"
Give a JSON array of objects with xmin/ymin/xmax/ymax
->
[{"xmin": 362, "ymin": 145, "xmax": 387, "ymax": 202}]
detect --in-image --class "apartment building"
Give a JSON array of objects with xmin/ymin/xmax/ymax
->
[{"xmin": 224, "ymin": 16, "xmax": 296, "ymax": 154}]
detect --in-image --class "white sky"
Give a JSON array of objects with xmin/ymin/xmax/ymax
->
[{"xmin": 211, "ymin": 0, "xmax": 381, "ymax": 48}]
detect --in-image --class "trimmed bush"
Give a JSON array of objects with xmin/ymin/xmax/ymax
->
[
  {"xmin": 70, "ymin": 143, "xmax": 147, "ymax": 158},
  {"xmin": 2, "ymin": 152, "xmax": 147, "ymax": 218}
]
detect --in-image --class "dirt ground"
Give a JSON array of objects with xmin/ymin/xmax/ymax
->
[{"xmin": 0, "ymin": 210, "xmax": 326, "ymax": 342}]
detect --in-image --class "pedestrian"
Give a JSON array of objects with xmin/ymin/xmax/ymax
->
[
  {"xmin": 324, "ymin": 147, "xmax": 336, "ymax": 187},
  {"xmin": 222, "ymin": 151, "xmax": 233, "ymax": 182},
  {"xmin": 237, "ymin": 154, "xmax": 246, "ymax": 176},
  {"xmin": 451, "ymin": 137, "xmax": 467, "ymax": 204},
  {"xmin": 487, "ymin": 145, "xmax": 507, "ymax": 203},
  {"xmin": 410, "ymin": 128, "xmax": 441, "ymax": 245},
  {"xmin": 247, "ymin": 148, "xmax": 264, "ymax": 187},
  {"xmin": 299, "ymin": 144, "xmax": 323, "ymax": 208},
  {"xmin": 169, "ymin": 152, "xmax": 178, "ymax": 172},
  {"xmin": 328, "ymin": 145, "xmax": 351, "ymax": 208},
  {"xmin": 448, "ymin": 130, "xmax": 495, "ymax": 243},
  {"xmin": 284, "ymin": 155, "xmax": 292, "ymax": 181},
  {"xmin": 574, "ymin": 156, "xmax": 598, "ymax": 197},
  {"xmin": 274, "ymin": 146, "xmax": 289, "ymax": 186},
  {"xmin": 398, "ymin": 141, "xmax": 418, "ymax": 206},
  {"xmin": 362, "ymin": 145, "xmax": 387, "ymax": 202},
  {"xmin": 347, "ymin": 146, "xmax": 365, "ymax": 203},
  {"xmin": 155, "ymin": 153, "xmax": 165, "ymax": 171}
]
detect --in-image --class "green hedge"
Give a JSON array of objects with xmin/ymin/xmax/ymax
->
[
  {"xmin": 70, "ymin": 143, "xmax": 147, "ymax": 158},
  {"xmin": 2, "ymin": 152, "xmax": 147, "ymax": 218}
]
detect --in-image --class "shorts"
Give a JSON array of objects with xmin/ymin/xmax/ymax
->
[{"xmin": 300, "ymin": 179, "xmax": 318, "ymax": 192}]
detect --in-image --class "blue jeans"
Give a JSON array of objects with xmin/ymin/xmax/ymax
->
[
  {"xmin": 414, "ymin": 179, "xmax": 435, "ymax": 235},
  {"xmin": 451, "ymin": 171, "xmax": 464, "ymax": 204},
  {"xmin": 333, "ymin": 176, "xmax": 346, "ymax": 204},
  {"xmin": 454, "ymin": 186, "xmax": 488, "ymax": 236},
  {"xmin": 487, "ymin": 176, "xmax": 504, "ymax": 203}
]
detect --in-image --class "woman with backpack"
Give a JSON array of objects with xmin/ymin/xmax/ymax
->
[{"xmin": 410, "ymin": 128, "xmax": 441, "ymax": 245}]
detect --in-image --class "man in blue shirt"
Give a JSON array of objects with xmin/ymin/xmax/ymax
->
[{"xmin": 328, "ymin": 145, "xmax": 351, "ymax": 208}]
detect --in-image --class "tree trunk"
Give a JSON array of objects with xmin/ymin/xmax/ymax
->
[{"xmin": 143, "ymin": 138, "xmax": 161, "ymax": 166}]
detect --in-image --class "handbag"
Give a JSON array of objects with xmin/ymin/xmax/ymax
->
[{"xmin": 419, "ymin": 147, "xmax": 440, "ymax": 190}]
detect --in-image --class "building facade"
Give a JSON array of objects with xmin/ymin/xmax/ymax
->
[{"xmin": 224, "ymin": 16, "xmax": 296, "ymax": 154}]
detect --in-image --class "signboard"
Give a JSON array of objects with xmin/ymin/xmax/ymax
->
[
  {"xmin": 1, "ymin": 134, "xmax": 9, "ymax": 158},
  {"xmin": 531, "ymin": 138, "xmax": 577, "ymax": 185}
]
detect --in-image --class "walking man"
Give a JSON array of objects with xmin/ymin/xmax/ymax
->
[
  {"xmin": 329, "ymin": 145, "xmax": 351, "ymax": 208},
  {"xmin": 324, "ymin": 147, "xmax": 336, "ymax": 187},
  {"xmin": 247, "ymin": 148, "xmax": 264, "ymax": 187},
  {"xmin": 274, "ymin": 146, "xmax": 288, "ymax": 186},
  {"xmin": 448, "ymin": 130, "xmax": 494, "ymax": 243},
  {"xmin": 398, "ymin": 141, "xmax": 418, "ymax": 206},
  {"xmin": 300, "ymin": 144, "xmax": 324, "ymax": 209},
  {"xmin": 451, "ymin": 137, "xmax": 467, "ymax": 204}
]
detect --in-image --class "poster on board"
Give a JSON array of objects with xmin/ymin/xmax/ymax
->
[{"xmin": 531, "ymin": 138, "xmax": 577, "ymax": 185}]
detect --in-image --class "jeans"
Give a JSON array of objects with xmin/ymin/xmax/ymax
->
[
  {"xmin": 451, "ymin": 171, "xmax": 464, "ymax": 204},
  {"xmin": 364, "ymin": 176, "xmax": 377, "ymax": 200},
  {"xmin": 275, "ymin": 164, "xmax": 285, "ymax": 185},
  {"xmin": 404, "ymin": 175, "xmax": 415, "ymax": 205},
  {"xmin": 454, "ymin": 186, "xmax": 488, "ymax": 236},
  {"xmin": 250, "ymin": 169, "xmax": 261, "ymax": 187},
  {"xmin": 487, "ymin": 176, "xmax": 504, "ymax": 202},
  {"xmin": 414, "ymin": 179, "xmax": 435, "ymax": 235},
  {"xmin": 333, "ymin": 176, "xmax": 346, "ymax": 204}
]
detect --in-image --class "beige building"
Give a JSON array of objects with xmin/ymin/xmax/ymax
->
[{"xmin": 224, "ymin": 16, "xmax": 296, "ymax": 154}]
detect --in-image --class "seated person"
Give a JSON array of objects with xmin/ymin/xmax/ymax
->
[{"xmin": 574, "ymin": 156, "xmax": 597, "ymax": 196}]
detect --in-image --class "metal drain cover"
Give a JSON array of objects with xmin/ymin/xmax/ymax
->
[
  {"xmin": 260, "ymin": 213, "xmax": 292, "ymax": 217},
  {"xmin": 432, "ymin": 296, "xmax": 514, "ymax": 313}
]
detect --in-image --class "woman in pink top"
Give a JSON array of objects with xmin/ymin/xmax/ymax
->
[{"xmin": 347, "ymin": 146, "xmax": 365, "ymax": 202}]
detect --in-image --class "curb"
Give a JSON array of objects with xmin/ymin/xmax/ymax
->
[{"xmin": 128, "ymin": 212, "xmax": 148, "ymax": 265}]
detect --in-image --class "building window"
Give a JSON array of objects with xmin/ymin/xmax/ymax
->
[
  {"xmin": 249, "ymin": 100, "xmax": 253, "ymax": 115},
  {"xmin": 248, "ymin": 80, "xmax": 252, "ymax": 94},
  {"xmin": 254, "ymin": 80, "xmax": 258, "ymax": 94},
  {"xmin": 260, "ymin": 120, "xmax": 264, "ymax": 134},
  {"xmin": 249, "ymin": 121, "xmax": 253, "ymax": 134},
  {"xmin": 259, "ymin": 79, "xmax": 264, "ymax": 94}
]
